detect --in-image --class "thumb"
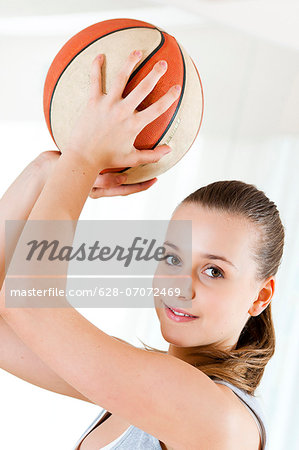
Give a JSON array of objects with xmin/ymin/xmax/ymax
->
[{"xmin": 133, "ymin": 145, "xmax": 172, "ymax": 165}]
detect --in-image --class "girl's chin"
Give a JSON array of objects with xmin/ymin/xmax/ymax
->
[{"xmin": 160, "ymin": 327, "xmax": 192, "ymax": 347}]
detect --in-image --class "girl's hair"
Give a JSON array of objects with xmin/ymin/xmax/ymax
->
[{"xmin": 140, "ymin": 180, "xmax": 285, "ymax": 395}]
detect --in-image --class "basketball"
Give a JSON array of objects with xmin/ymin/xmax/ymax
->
[{"xmin": 43, "ymin": 18, "xmax": 204, "ymax": 184}]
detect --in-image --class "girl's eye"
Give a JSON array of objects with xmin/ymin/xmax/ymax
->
[
  {"xmin": 164, "ymin": 254, "xmax": 182, "ymax": 267},
  {"xmin": 204, "ymin": 266, "xmax": 224, "ymax": 279}
]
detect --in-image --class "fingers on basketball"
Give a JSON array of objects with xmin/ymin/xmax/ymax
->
[
  {"xmin": 109, "ymin": 50, "xmax": 143, "ymax": 102},
  {"xmin": 136, "ymin": 84, "xmax": 181, "ymax": 130},
  {"xmin": 123, "ymin": 60, "xmax": 168, "ymax": 111}
]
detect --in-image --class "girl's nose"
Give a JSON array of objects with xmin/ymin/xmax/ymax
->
[{"xmin": 177, "ymin": 276, "xmax": 195, "ymax": 301}]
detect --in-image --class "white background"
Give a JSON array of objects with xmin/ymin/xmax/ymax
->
[{"xmin": 0, "ymin": 1, "xmax": 298, "ymax": 449}]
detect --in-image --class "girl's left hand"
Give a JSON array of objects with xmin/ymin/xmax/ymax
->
[
  {"xmin": 65, "ymin": 50, "xmax": 181, "ymax": 170},
  {"xmin": 89, "ymin": 172, "xmax": 157, "ymax": 198}
]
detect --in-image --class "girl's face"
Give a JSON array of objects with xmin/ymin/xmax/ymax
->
[{"xmin": 153, "ymin": 203, "xmax": 265, "ymax": 350}]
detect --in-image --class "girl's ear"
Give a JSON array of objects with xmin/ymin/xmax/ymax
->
[{"xmin": 248, "ymin": 277, "xmax": 275, "ymax": 316}]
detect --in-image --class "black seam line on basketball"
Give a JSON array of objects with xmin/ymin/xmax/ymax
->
[
  {"xmin": 118, "ymin": 39, "xmax": 186, "ymax": 174},
  {"xmin": 126, "ymin": 29, "xmax": 165, "ymax": 83},
  {"xmin": 48, "ymin": 25, "xmax": 164, "ymax": 148},
  {"xmin": 154, "ymin": 41, "xmax": 186, "ymax": 147}
]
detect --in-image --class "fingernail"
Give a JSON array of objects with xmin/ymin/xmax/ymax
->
[
  {"xmin": 116, "ymin": 174, "xmax": 127, "ymax": 183},
  {"xmin": 174, "ymin": 84, "xmax": 181, "ymax": 92},
  {"xmin": 133, "ymin": 50, "xmax": 142, "ymax": 58},
  {"xmin": 97, "ymin": 54, "xmax": 103, "ymax": 61},
  {"xmin": 159, "ymin": 60, "xmax": 167, "ymax": 68}
]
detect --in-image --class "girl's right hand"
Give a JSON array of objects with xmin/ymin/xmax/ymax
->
[
  {"xmin": 65, "ymin": 50, "xmax": 178, "ymax": 171},
  {"xmin": 35, "ymin": 151, "xmax": 157, "ymax": 198}
]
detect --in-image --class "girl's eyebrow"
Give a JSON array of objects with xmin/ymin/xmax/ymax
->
[
  {"xmin": 200, "ymin": 254, "xmax": 238, "ymax": 271},
  {"xmin": 163, "ymin": 241, "xmax": 179, "ymax": 251},
  {"xmin": 163, "ymin": 241, "xmax": 238, "ymax": 271}
]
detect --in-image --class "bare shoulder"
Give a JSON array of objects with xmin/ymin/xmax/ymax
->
[
  {"xmin": 215, "ymin": 384, "xmax": 262, "ymax": 450},
  {"xmin": 111, "ymin": 336, "xmax": 134, "ymax": 346}
]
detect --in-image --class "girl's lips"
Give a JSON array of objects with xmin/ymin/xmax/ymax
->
[
  {"xmin": 163, "ymin": 302, "xmax": 199, "ymax": 322},
  {"xmin": 163, "ymin": 301, "xmax": 198, "ymax": 317},
  {"xmin": 166, "ymin": 304, "xmax": 198, "ymax": 317}
]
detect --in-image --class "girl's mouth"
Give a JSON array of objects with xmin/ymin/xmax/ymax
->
[{"xmin": 163, "ymin": 302, "xmax": 199, "ymax": 322}]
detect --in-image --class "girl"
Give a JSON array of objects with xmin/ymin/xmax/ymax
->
[{"xmin": 0, "ymin": 50, "xmax": 284, "ymax": 449}]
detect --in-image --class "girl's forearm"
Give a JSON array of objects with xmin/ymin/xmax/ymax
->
[
  {"xmin": 2, "ymin": 152, "xmax": 103, "ymax": 290},
  {"xmin": 0, "ymin": 160, "xmax": 48, "ymax": 288},
  {"xmin": 27, "ymin": 151, "xmax": 101, "ymax": 222}
]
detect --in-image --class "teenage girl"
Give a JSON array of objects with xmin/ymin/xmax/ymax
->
[{"xmin": 0, "ymin": 50, "xmax": 284, "ymax": 449}]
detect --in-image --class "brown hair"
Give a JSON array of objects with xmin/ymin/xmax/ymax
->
[{"xmin": 140, "ymin": 180, "xmax": 285, "ymax": 395}]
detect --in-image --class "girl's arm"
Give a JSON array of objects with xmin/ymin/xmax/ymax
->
[
  {"xmin": 0, "ymin": 52, "xmax": 236, "ymax": 449},
  {"xmin": 0, "ymin": 151, "xmax": 93, "ymax": 402},
  {"xmin": 0, "ymin": 151, "xmax": 152, "ymax": 403},
  {"xmin": 0, "ymin": 151, "xmax": 56, "ymax": 286}
]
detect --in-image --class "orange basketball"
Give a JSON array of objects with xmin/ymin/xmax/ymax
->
[{"xmin": 43, "ymin": 18, "xmax": 204, "ymax": 184}]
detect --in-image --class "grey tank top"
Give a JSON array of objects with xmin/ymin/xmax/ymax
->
[{"xmin": 73, "ymin": 377, "xmax": 268, "ymax": 449}]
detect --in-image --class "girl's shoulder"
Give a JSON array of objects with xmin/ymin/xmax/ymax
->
[{"xmin": 212, "ymin": 378, "xmax": 268, "ymax": 450}]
